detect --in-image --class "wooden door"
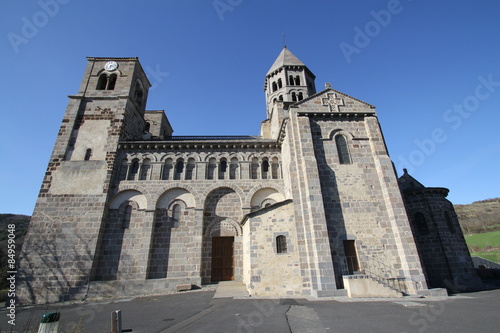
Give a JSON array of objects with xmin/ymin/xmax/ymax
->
[{"xmin": 211, "ymin": 237, "xmax": 234, "ymax": 282}]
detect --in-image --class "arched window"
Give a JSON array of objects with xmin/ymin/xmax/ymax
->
[
  {"xmin": 272, "ymin": 82, "xmax": 278, "ymax": 92},
  {"xmin": 291, "ymin": 92, "xmax": 297, "ymax": 102},
  {"xmin": 295, "ymin": 76, "xmax": 301, "ymax": 85},
  {"xmin": 298, "ymin": 92, "xmax": 304, "ymax": 101},
  {"xmin": 261, "ymin": 159, "xmax": 269, "ymax": 179},
  {"xmin": 122, "ymin": 204, "xmax": 132, "ymax": 229},
  {"xmin": 117, "ymin": 159, "xmax": 128, "ymax": 181},
  {"xmin": 276, "ymin": 235, "xmax": 287, "ymax": 254},
  {"xmin": 335, "ymin": 135, "xmax": 351, "ymax": 164},
  {"xmin": 185, "ymin": 158, "xmax": 195, "ymax": 180},
  {"xmin": 250, "ymin": 157, "xmax": 259, "ymax": 179},
  {"xmin": 107, "ymin": 74, "xmax": 117, "ymax": 90},
  {"xmin": 162, "ymin": 158, "xmax": 173, "ymax": 180},
  {"xmin": 414, "ymin": 212, "xmax": 429, "ymax": 235},
  {"xmin": 174, "ymin": 159, "xmax": 184, "ymax": 180},
  {"xmin": 289, "ymin": 75, "xmax": 294, "ymax": 86},
  {"xmin": 171, "ymin": 204, "xmax": 181, "ymax": 227},
  {"xmin": 278, "ymin": 95, "xmax": 283, "ymax": 101},
  {"xmin": 230, "ymin": 157, "xmax": 238, "ymax": 179},
  {"xmin": 219, "ymin": 159, "xmax": 227, "ymax": 180},
  {"xmin": 84, "ymin": 148, "xmax": 92, "ymax": 161},
  {"xmin": 277, "ymin": 78, "xmax": 282, "ymax": 89},
  {"xmin": 128, "ymin": 160, "xmax": 139, "ymax": 180},
  {"xmin": 207, "ymin": 158, "xmax": 216, "ymax": 180},
  {"xmin": 444, "ymin": 211, "xmax": 456, "ymax": 233},
  {"xmin": 134, "ymin": 81, "xmax": 144, "ymax": 108},
  {"xmin": 96, "ymin": 74, "xmax": 107, "ymax": 90},
  {"xmin": 139, "ymin": 158, "xmax": 151, "ymax": 180},
  {"xmin": 144, "ymin": 122, "xmax": 151, "ymax": 132}
]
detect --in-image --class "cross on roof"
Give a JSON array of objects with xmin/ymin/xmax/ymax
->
[{"xmin": 322, "ymin": 93, "xmax": 345, "ymax": 112}]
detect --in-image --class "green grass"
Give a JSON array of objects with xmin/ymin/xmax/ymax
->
[
  {"xmin": 471, "ymin": 251, "xmax": 500, "ymax": 263},
  {"xmin": 465, "ymin": 230, "xmax": 500, "ymax": 249}
]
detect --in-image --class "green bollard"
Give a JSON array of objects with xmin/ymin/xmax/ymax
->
[{"xmin": 38, "ymin": 312, "xmax": 60, "ymax": 333}]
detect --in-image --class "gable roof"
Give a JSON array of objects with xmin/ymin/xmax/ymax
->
[{"xmin": 292, "ymin": 87, "xmax": 376, "ymax": 109}]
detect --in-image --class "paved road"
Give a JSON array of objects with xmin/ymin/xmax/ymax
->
[{"xmin": 2, "ymin": 289, "xmax": 500, "ymax": 332}]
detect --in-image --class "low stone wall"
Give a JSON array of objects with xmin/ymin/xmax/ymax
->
[{"xmin": 343, "ymin": 275, "xmax": 402, "ymax": 298}]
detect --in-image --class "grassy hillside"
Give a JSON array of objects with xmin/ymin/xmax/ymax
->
[
  {"xmin": 465, "ymin": 230, "xmax": 500, "ymax": 263},
  {"xmin": 454, "ymin": 198, "xmax": 500, "ymax": 234}
]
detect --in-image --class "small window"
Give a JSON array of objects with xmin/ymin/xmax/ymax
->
[
  {"xmin": 84, "ymin": 148, "xmax": 92, "ymax": 161},
  {"xmin": 335, "ymin": 135, "xmax": 351, "ymax": 164},
  {"xmin": 272, "ymin": 82, "xmax": 278, "ymax": 92},
  {"xmin": 276, "ymin": 235, "xmax": 287, "ymax": 254},
  {"xmin": 295, "ymin": 76, "xmax": 301, "ymax": 85},
  {"xmin": 289, "ymin": 75, "xmax": 294, "ymax": 86},
  {"xmin": 122, "ymin": 205, "xmax": 132, "ymax": 229},
  {"xmin": 277, "ymin": 78, "xmax": 282, "ymax": 89},
  {"xmin": 219, "ymin": 159, "xmax": 227, "ymax": 179},
  {"xmin": 298, "ymin": 92, "xmax": 303, "ymax": 101},
  {"xmin": 414, "ymin": 212, "xmax": 429, "ymax": 235},
  {"xmin": 291, "ymin": 92, "xmax": 297, "ymax": 102},
  {"xmin": 144, "ymin": 122, "xmax": 151, "ymax": 132},
  {"xmin": 172, "ymin": 204, "xmax": 181, "ymax": 227}
]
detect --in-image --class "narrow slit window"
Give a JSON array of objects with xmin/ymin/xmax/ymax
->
[
  {"xmin": 335, "ymin": 135, "xmax": 351, "ymax": 164},
  {"xmin": 84, "ymin": 148, "xmax": 92, "ymax": 161}
]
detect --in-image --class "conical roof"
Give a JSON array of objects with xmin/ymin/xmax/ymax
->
[{"xmin": 266, "ymin": 46, "xmax": 305, "ymax": 76}]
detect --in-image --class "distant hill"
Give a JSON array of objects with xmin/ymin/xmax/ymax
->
[
  {"xmin": 454, "ymin": 198, "xmax": 500, "ymax": 234},
  {"xmin": 0, "ymin": 214, "xmax": 31, "ymax": 290}
]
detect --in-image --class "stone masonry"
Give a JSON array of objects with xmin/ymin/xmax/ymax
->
[{"xmin": 17, "ymin": 48, "xmax": 480, "ymax": 304}]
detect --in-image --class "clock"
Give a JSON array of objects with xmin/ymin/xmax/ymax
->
[{"xmin": 104, "ymin": 61, "xmax": 118, "ymax": 71}]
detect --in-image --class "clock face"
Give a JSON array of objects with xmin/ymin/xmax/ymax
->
[{"xmin": 104, "ymin": 61, "xmax": 118, "ymax": 71}]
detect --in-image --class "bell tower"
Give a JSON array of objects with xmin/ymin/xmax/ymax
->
[
  {"xmin": 263, "ymin": 47, "xmax": 316, "ymax": 117},
  {"xmin": 18, "ymin": 57, "xmax": 153, "ymax": 304}
]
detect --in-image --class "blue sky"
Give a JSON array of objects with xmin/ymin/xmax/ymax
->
[{"xmin": 1, "ymin": 0, "xmax": 499, "ymax": 215}]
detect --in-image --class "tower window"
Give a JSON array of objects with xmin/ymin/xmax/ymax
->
[
  {"xmin": 335, "ymin": 135, "xmax": 351, "ymax": 164},
  {"xmin": 84, "ymin": 148, "xmax": 92, "ymax": 161},
  {"xmin": 291, "ymin": 92, "xmax": 297, "ymax": 102},
  {"xmin": 289, "ymin": 75, "xmax": 294, "ymax": 86},
  {"xmin": 96, "ymin": 74, "xmax": 107, "ymax": 90},
  {"xmin": 107, "ymin": 74, "xmax": 117, "ymax": 90},
  {"xmin": 298, "ymin": 92, "xmax": 304, "ymax": 101},
  {"xmin": 278, "ymin": 95, "xmax": 283, "ymax": 101},
  {"xmin": 276, "ymin": 235, "xmax": 287, "ymax": 254},
  {"xmin": 134, "ymin": 82, "xmax": 144, "ymax": 108},
  {"xmin": 414, "ymin": 212, "xmax": 429, "ymax": 235},
  {"xmin": 295, "ymin": 76, "xmax": 301, "ymax": 85},
  {"xmin": 277, "ymin": 78, "xmax": 282, "ymax": 89},
  {"xmin": 272, "ymin": 82, "xmax": 278, "ymax": 92}
]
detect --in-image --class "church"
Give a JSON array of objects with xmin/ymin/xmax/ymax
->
[{"xmin": 18, "ymin": 47, "xmax": 480, "ymax": 304}]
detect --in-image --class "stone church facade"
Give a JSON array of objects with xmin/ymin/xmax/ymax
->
[{"xmin": 18, "ymin": 48, "xmax": 480, "ymax": 304}]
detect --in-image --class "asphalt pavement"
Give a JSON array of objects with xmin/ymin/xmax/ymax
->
[{"xmin": 2, "ymin": 287, "xmax": 500, "ymax": 333}]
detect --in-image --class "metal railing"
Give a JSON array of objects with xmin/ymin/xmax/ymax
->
[{"xmin": 346, "ymin": 255, "xmax": 421, "ymax": 295}]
